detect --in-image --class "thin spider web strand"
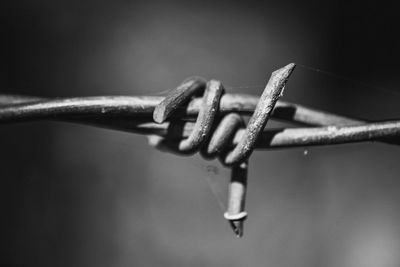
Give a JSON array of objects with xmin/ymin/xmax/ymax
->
[{"xmin": 297, "ymin": 63, "xmax": 400, "ymax": 97}]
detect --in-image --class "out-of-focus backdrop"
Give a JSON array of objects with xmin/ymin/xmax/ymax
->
[{"xmin": 2, "ymin": 1, "xmax": 400, "ymax": 266}]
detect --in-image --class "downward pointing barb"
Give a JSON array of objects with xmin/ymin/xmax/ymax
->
[
  {"xmin": 224, "ymin": 162, "xmax": 248, "ymax": 238},
  {"xmin": 230, "ymin": 220, "xmax": 244, "ymax": 238}
]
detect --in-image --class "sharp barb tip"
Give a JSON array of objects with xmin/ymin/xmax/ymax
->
[{"xmin": 229, "ymin": 220, "xmax": 244, "ymax": 238}]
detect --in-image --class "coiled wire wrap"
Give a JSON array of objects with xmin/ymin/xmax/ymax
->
[
  {"xmin": 150, "ymin": 63, "xmax": 296, "ymax": 166},
  {"xmin": 149, "ymin": 63, "xmax": 296, "ymax": 237}
]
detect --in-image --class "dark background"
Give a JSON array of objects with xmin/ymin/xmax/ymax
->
[{"xmin": 2, "ymin": 0, "xmax": 400, "ymax": 266}]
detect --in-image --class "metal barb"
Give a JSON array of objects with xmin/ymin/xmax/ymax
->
[
  {"xmin": 153, "ymin": 77, "xmax": 206, "ymax": 123},
  {"xmin": 224, "ymin": 63, "xmax": 296, "ymax": 165},
  {"xmin": 224, "ymin": 162, "xmax": 248, "ymax": 238}
]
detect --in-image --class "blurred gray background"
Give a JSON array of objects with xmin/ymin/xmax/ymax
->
[{"xmin": 2, "ymin": 0, "xmax": 400, "ymax": 266}]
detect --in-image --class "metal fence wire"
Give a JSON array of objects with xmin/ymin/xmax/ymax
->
[{"xmin": 1, "ymin": 63, "xmax": 399, "ymax": 237}]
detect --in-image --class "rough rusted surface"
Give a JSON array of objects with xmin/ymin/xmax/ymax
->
[
  {"xmin": 250, "ymin": 120, "xmax": 400, "ymax": 148},
  {"xmin": 177, "ymin": 80, "xmax": 224, "ymax": 153},
  {"xmin": 224, "ymin": 161, "xmax": 248, "ymax": 238},
  {"xmin": 153, "ymin": 77, "xmax": 206, "ymax": 123},
  {"xmin": 147, "ymin": 64, "xmax": 295, "ymax": 238},
  {"xmin": 223, "ymin": 63, "xmax": 296, "ymax": 165},
  {"xmin": 128, "ymin": 120, "xmax": 400, "ymax": 149},
  {"xmin": 0, "ymin": 94, "xmax": 363, "ymax": 125},
  {"xmin": 201, "ymin": 113, "xmax": 244, "ymax": 159}
]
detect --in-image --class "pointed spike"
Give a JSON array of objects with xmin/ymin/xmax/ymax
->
[
  {"xmin": 229, "ymin": 220, "xmax": 244, "ymax": 238},
  {"xmin": 153, "ymin": 105, "xmax": 168, "ymax": 123},
  {"xmin": 153, "ymin": 77, "xmax": 206, "ymax": 124},
  {"xmin": 224, "ymin": 162, "xmax": 248, "ymax": 237},
  {"xmin": 272, "ymin": 63, "xmax": 296, "ymax": 80}
]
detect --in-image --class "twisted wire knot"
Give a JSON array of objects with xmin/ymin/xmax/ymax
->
[
  {"xmin": 150, "ymin": 63, "xmax": 296, "ymax": 166},
  {"xmin": 149, "ymin": 63, "xmax": 296, "ymax": 237}
]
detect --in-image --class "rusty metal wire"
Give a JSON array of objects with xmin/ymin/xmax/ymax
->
[
  {"xmin": 1, "ymin": 63, "xmax": 399, "ymax": 237},
  {"xmin": 149, "ymin": 63, "xmax": 296, "ymax": 236},
  {"xmin": 0, "ymin": 94, "xmax": 367, "ymax": 125}
]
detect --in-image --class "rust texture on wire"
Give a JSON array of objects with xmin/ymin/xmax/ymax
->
[{"xmin": 1, "ymin": 63, "xmax": 399, "ymax": 237}]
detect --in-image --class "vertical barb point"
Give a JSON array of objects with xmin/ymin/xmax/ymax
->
[
  {"xmin": 224, "ymin": 162, "xmax": 248, "ymax": 237},
  {"xmin": 229, "ymin": 220, "xmax": 244, "ymax": 238}
]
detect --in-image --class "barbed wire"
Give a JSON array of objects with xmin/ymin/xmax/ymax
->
[{"xmin": 1, "ymin": 63, "xmax": 399, "ymax": 237}]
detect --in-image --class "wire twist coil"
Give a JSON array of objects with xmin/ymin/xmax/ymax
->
[{"xmin": 149, "ymin": 63, "xmax": 296, "ymax": 237}]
